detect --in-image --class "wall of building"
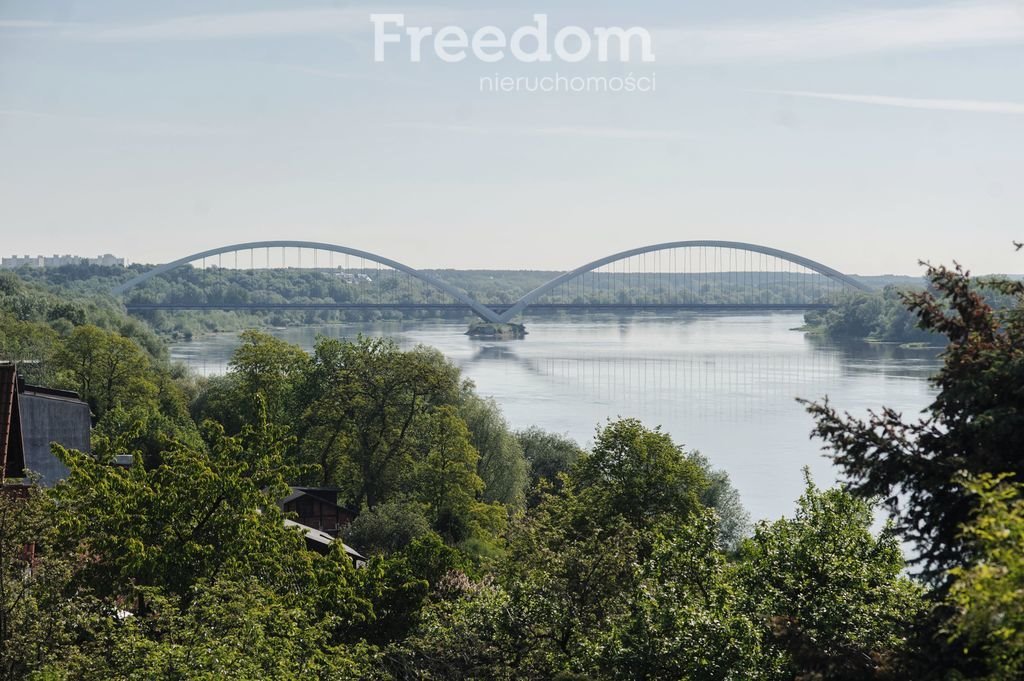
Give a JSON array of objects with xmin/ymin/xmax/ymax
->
[{"xmin": 18, "ymin": 392, "xmax": 91, "ymax": 485}]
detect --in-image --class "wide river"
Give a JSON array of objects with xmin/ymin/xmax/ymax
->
[{"xmin": 169, "ymin": 313, "xmax": 940, "ymax": 523}]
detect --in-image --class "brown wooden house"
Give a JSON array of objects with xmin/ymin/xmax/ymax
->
[{"xmin": 280, "ymin": 487, "xmax": 357, "ymax": 537}]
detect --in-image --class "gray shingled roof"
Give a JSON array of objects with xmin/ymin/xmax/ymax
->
[{"xmin": 284, "ymin": 519, "xmax": 366, "ymax": 563}]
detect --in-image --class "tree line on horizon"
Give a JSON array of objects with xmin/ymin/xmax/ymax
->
[{"xmin": 8, "ymin": 260, "xmax": 921, "ymax": 342}]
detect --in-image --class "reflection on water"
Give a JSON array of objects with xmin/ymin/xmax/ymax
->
[{"xmin": 169, "ymin": 313, "xmax": 940, "ymax": 522}]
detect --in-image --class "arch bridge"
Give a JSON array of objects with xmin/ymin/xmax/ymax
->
[{"xmin": 114, "ymin": 240, "xmax": 869, "ymax": 323}]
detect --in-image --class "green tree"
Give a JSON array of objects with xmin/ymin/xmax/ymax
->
[
  {"xmin": 499, "ymin": 504, "xmax": 641, "ymax": 678},
  {"xmin": 0, "ymin": 487, "xmax": 77, "ymax": 679},
  {"xmin": 55, "ymin": 325, "xmax": 157, "ymax": 417},
  {"xmin": 415, "ymin": 406, "xmax": 486, "ymax": 541},
  {"xmin": 597, "ymin": 512, "xmax": 769, "ymax": 681},
  {"xmin": 91, "ymin": 403, "xmax": 204, "ymax": 469},
  {"xmin": 946, "ymin": 474, "xmax": 1024, "ymax": 680},
  {"xmin": 805, "ymin": 287, "xmax": 936, "ymax": 342},
  {"xmin": 33, "ymin": 577, "xmax": 378, "ymax": 680},
  {"xmin": 688, "ymin": 450, "xmax": 751, "ymax": 551},
  {"xmin": 516, "ymin": 427, "xmax": 581, "ymax": 505},
  {"xmin": 401, "ymin": 420, "xmax": 761, "ymax": 680},
  {"xmin": 294, "ymin": 336, "xmax": 462, "ymax": 506},
  {"xmin": 738, "ymin": 473, "xmax": 925, "ymax": 680},
  {"xmin": 572, "ymin": 418, "xmax": 709, "ymax": 538},
  {"xmin": 50, "ymin": 413, "xmax": 310, "ymax": 604},
  {"xmin": 189, "ymin": 373, "xmax": 248, "ymax": 434},
  {"xmin": 226, "ymin": 330, "xmax": 309, "ymax": 428},
  {"xmin": 344, "ymin": 499, "xmax": 432, "ymax": 556},
  {"xmin": 27, "ymin": 404, "xmax": 410, "ymax": 678},
  {"xmin": 393, "ymin": 576, "xmax": 517, "ymax": 680},
  {"xmin": 460, "ymin": 394, "xmax": 527, "ymax": 509},
  {"xmin": 0, "ymin": 314, "xmax": 60, "ymax": 385},
  {"xmin": 803, "ymin": 262, "xmax": 1024, "ymax": 582},
  {"xmin": 54, "ymin": 324, "xmax": 105, "ymax": 399}
]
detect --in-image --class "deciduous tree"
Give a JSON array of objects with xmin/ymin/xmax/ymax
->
[{"xmin": 738, "ymin": 473, "xmax": 924, "ymax": 680}]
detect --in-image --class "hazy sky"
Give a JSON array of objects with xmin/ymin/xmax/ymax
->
[{"xmin": 1, "ymin": 0, "xmax": 1022, "ymax": 274}]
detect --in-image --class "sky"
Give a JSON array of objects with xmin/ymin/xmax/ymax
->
[{"xmin": 1, "ymin": 0, "xmax": 1022, "ymax": 275}]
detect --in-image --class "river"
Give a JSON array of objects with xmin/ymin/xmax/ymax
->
[{"xmin": 169, "ymin": 312, "xmax": 940, "ymax": 523}]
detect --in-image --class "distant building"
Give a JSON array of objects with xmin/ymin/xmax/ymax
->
[
  {"xmin": 86, "ymin": 254, "xmax": 126, "ymax": 267},
  {"xmin": 280, "ymin": 487, "xmax": 357, "ymax": 537},
  {"xmin": 1, "ymin": 255, "xmax": 44, "ymax": 269},
  {"xmin": 332, "ymin": 272, "xmax": 373, "ymax": 284},
  {"xmin": 43, "ymin": 255, "xmax": 83, "ymax": 268},
  {"xmin": 0, "ymin": 364, "xmax": 91, "ymax": 486},
  {"xmin": 1, "ymin": 253, "xmax": 126, "ymax": 269},
  {"xmin": 280, "ymin": 487, "xmax": 366, "ymax": 565}
]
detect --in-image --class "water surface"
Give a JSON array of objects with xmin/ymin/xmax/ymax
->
[{"xmin": 170, "ymin": 313, "xmax": 940, "ymax": 522}]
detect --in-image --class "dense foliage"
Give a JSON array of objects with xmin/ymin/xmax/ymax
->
[
  {"xmin": 803, "ymin": 276, "xmax": 1022, "ymax": 342},
  {"xmin": 0, "ymin": 271, "xmax": 166, "ymax": 376},
  {"xmin": 805, "ymin": 264, "xmax": 1024, "ymax": 581},
  {"xmin": 15, "ymin": 263, "xmax": 871, "ymax": 341},
  {"xmin": 803, "ymin": 286, "xmax": 938, "ymax": 342},
  {"xmin": 0, "ymin": 255, "xmax": 1021, "ymax": 679},
  {"xmin": 804, "ymin": 258, "xmax": 1024, "ymax": 677},
  {"xmin": 946, "ymin": 474, "xmax": 1024, "ymax": 680},
  {"xmin": 738, "ymin": 473, "xmax": 924, "ymax": 680},
  {"xmin": 386, "ymin": 425, "xmax": 918, "ymax": 681}
]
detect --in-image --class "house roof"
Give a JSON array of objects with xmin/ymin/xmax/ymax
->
[
  {"xmin": 21, "ymin": 384, "xmax": 84, "ymax": 401},
  {"xmin": 280, "ymin": 488, "xmax": 309, "ymax": 506},
  {"xmin": 280, "ymin": 486, "xmax": 357, "ymax": 515},
  {"xmin": 284, "ymin": 519, "xmax": 365, "ymax": 562}
]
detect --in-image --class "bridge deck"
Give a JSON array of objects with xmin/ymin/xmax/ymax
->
[
  {"xmin": 112, "ymin": 240, "xmax": 867, "ymax": 322},
  {"xmin": 125, "ymin": 302, "xmax": 832, "ymax": 313}
]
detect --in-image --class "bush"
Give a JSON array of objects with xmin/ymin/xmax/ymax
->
[{"xmin": 344, "ymin": 500, "xmax": 432, "ymax": 555}]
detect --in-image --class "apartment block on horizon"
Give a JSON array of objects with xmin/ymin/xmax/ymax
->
[{"xmin": 1, "ymin": 253, "xmax": 126, "ymax": 269}]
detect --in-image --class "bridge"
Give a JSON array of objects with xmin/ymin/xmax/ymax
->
[{"xmin": 114, "ymin": 240, "xmax": 869, "ymax": 323}]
